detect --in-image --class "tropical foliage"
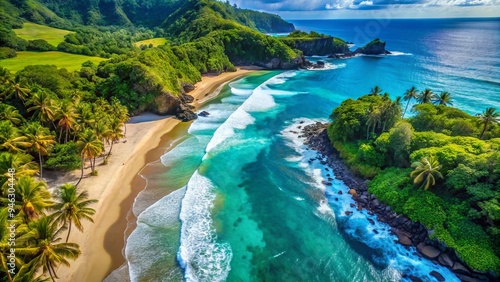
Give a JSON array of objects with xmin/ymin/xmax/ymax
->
[{"xmin": 328, "ymin": 86, "xmax": 500, "ymax": 273}]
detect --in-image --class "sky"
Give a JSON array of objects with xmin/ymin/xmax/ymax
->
[{"xmin": 228, "ymin": 0, "xmax": 500, "ymax": 19}]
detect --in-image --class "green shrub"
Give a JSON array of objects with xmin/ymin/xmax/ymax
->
[
  {"xmin": 449, "ymin": 220, "xmax": 500, "ymax": 273},
  {"xmin": 45, "ymin": 142, "xmax": 81, "ymax": 171},
  {"xmin": 27, "ymin": 39, "xmax": 56, "ymax": 51},
  {"xmin": 333, "ymin": 141, "xmax": 380, "ymax": 178},
  {"xmin": 368, "ymin": 168, "xmax": 412, "ymax": 212},
  {"xmin": 0, "ymin": 47, "xmax": 17, "ymax": 59},
  {"xmin": 402, "ymin": 190, "xmax": 447, "ymax": 231},
  {"xmin": 356, "ymin": 143, "xmax": 384, "ymax": 167}
]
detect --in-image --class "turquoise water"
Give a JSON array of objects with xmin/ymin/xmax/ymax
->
[{"xmin": 125, "ymin": 19, "xmax": 499, "ymax": 281}]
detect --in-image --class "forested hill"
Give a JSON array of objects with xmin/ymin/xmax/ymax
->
[
  {"xmin": 0, "ymin": 0, "xmax": 303, "ymax": 117},
  {"xmin": 0, "ymin": 0, "xmax": 295, "ymax": 33}
]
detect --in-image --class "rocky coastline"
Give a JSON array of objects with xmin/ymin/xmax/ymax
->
[
  {"xmin": 300, "ymin": 122, "xmax": 495, "ymax": 282},
  {"xmin": 328, "ymin": 38, "xmax": 391, "ymax": 59}
]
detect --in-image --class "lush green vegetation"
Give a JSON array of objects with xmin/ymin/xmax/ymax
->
[
  {"xmin": 160, "ymin": 0, "xmax": 299, "ymax": 65},
  {"xmin": 0, "ymin": 62, "xmax": 134, "ymax": 280},
  {"xmin": 280, "ymin": 30, "xmax": 349, "ymax": 55},
  {"xmin": 13, "ymin": 22, "xmax": 72, "ymax": 46},
  {"xmin": 0, "ymin": 51, "xmax": 106, "ymax": 72},
  {"xmin": 0, "ymin": 0, "xmax": 302, "ymax": 114},
  {"xmin": 328, "ymin": 86, "xmax": 500, "ymax": 273}
]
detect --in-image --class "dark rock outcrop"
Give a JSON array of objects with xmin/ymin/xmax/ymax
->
[
  {"xmin": 176, "ymin": 110, "xmax": 197, "ymax": 122},
  {"xmin": 255, "ymin": 55, "xmax": 306, "ymax": 69},
  {"xmin": 302, "ymin": 59, "xmax": 326, "ymax": 69},
  {"xmin": 354, "ymin": 38, "xmax": 391, "ymax": 55},
  {"xmin": 198, "ymin": 111, "xmax": 210, "ymax": 117},
  {"xmin": 418, "ymin": 244, "xmax": 441, "ymax": 260},
  {"xmin": 328, "ymin": 38, "xmax": 391, "ymax": 59},
  {"xmin": 182, "ymin": 83, "xmax": 195, "ymax": 93},
  {"xmin": 152, "ymin": 92, "xmax": 181, "ymax": 115}
]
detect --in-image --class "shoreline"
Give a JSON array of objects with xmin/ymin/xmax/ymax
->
[
  {"xmin": 56, "ymin": 67, "xmax": 260, "ymax": 282},
  {"xmin": 301, "ymin": 122, "xmax": 494, "ymax": 282}
]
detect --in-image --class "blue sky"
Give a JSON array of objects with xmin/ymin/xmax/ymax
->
[{"xmin": 228, "ymin": 0, "xmax": 500, "ymax": 19}]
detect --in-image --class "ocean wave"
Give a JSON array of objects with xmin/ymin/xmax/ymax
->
[
  {"xmin": 126, "ymin": 187, "xmax": 187, "ymax": 282},
  {"xmin": 205, "ymin": 108, "xmax": 255, "ymax": 153},
  {"xmin": 265, "ymin": 71, "xmax": 298, "ymax": 85},
  {"xmin": 387, "ymin": 51, "xmax": 413, "ymax": 56},
  {"xmin": 230, "ymin": 87, "xmax": 253, "ymax": 96},
  {"xmin": 178, "ymin": 172, "xmax": 232, "ymax": 282},
  {"xmin": 204, "ymin": 73, "xmax": 300, "ymax": 153}
]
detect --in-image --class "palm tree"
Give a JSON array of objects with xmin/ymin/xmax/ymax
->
[
  {"xmin": 0, "ymin": 121, "xmax": 30, "ymax": 153},
  {"xmin": 26, "ymin": 90, "xmax": 57, "ymax": 128},
  {"xmin": 0, "ymin": 152, "xmax": 38, "ymax": 190},
  {"xmin": 23, "ymin": 123, "xmax": 56, "ymax": 180},
  {"xmin": 110, "ymin": 97, "xmax": 129, "ymax": 136},
  {"xmin": 0, "ymin": 209, "xmax": 19, "ymax": 282},
  {"xmin": 75, "ymin": 128, "xmax": 103, "ymax": 186},
  {"xmin": 366, "ymin": 107, "xmax": 381, "ymax": 139},
  {"xmin": 16, "ymin": 216, "xmax": 80, "ymax": 282},
  {"xmin": 0, "ymin": 104, "xmax": 24, "ymax": 125},
  {"xmin": 76, "ymin": 103, "xmax": 95, "ymax": 130},
  {"xmin": 106, "ymin": 118, "xmax": 125, "ymax": 158},
  {"xmin": 477, "ymin": 107, "xmax": 500, "ymax": 139},
  {"xmin": 52, "ymin": 184, "xmax": 97, "ymax": 242},
  {"xmin": 5, "ymin": 176, "xmax": 52, "ymax": 222},
  {"xmin": 417, "ymin": 88, "xmax": 433, "ymax": 104},
  {"xmin": 381, "ymin": 97, "xmax": 402, "ymax": 132},
  {"xmin": 410, "ymin": 156, "xmax": 443, "ymax": 190},
  {"xmin": 4, "ymin": 76, "xmax": 30, "ymax": 102},
  {"xmin": 433, "ymin": 91, "xmax": 453, "ymax": 106},
  {"xmin": 56, "ymin": 101, "xmax": 78, "ymax": 143},
  {"xmin": 368, "ymin": 85, "xmax": 383, "ymax": 96},
  {"xmin": 92, "ymin": 120, "xmax": 110, "ymax": 157},
  {"xmin": 403, "ymin": 86, "xmax": 419, "ymax": 118}
]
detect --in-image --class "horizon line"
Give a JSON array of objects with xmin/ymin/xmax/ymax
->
[{"xmin": 283, "ymin": 16, "xmax": 500, "ymax": 20}]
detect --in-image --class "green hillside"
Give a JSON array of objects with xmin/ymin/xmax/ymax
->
[
  {"xmin": 13, "ymin": 22, "xmax": 72, "ymax": 46},
  {"xmin": 0, "ymin": 51, "xmax": 106, "ymax": 72}
]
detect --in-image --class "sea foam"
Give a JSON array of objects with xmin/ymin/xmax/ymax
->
[{"xmin": 178, "ymin": 172, "xmax": 232, "ymax": 282}]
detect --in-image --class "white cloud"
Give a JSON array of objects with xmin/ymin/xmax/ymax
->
[{"xmin": 231, "ymin": 0, "xmax": 500, "ymax": 18}]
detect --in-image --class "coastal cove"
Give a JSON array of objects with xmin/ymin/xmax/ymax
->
[
  {"xmin": 54, "ymin": 68, "xmax": 260, "ymax": 282},
  {"xmin": 118, "ymin": 18, "xmax": 499, "ymax": 281},
  {"xmin": 1, "ymin": 1, "xmax": 499, "ymax": 279}
]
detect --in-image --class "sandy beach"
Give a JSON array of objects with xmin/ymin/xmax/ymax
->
[{"xmin": 56, "ymin": 67, "xmax": 260, "ymax": 282}]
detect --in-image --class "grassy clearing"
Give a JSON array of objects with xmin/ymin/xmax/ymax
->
[
  {"xmin": 134, "ymin": 38, "xmax": 167, "ymax": 48},
  {"xmin": 0, "ymin": 51, "xmax": 106, "ymax": 72},
  {"xmin": 13, "ymin": 22, "xmax": 72, "ymax": 46}
]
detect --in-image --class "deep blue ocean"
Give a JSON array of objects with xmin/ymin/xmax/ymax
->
[{"xmin": 123, "ymin": 19, "xmax": 500, "ymax": 282}]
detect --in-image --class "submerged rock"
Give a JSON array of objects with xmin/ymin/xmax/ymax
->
[{"xmin": 430, "ymin": 271, "xmax": 445, "ymax": 281}]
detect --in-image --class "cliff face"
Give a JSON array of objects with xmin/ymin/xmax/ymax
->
[
  {"xmin": 254, "ymin": 55, "xmax": 305, "ymax": 69},
  {"xmin": 281, "ymin": 37, "xmax": 349, "ymax": 56},
  {"xmin": 354, "ymin": 38, "xmax": 390, "ymax": 55}
]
